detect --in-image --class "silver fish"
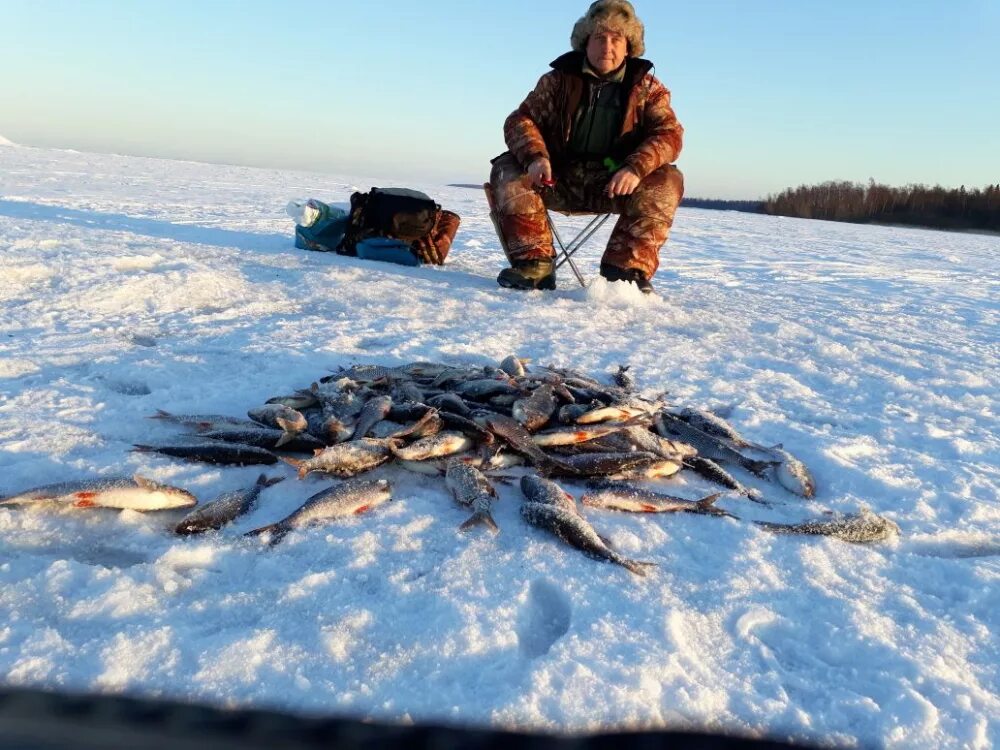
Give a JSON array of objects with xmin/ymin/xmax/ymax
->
[
  {"xmin": 1, "ymin": 475, "xmax": 196, "ymax": 511},
  {"xmin": 532, "ymin": 423, "xmax": 634, "ymax": 447},
  {"xmin": 607, "ymin": 458, "xmax": 684, "ymax": 480},
  {"xmin": 520, "ymin": 477, "xmax": 655, "ymax": 577},
  {"xmin": 245, "ymin": 478, "xmax": 392, "ymax": 545},
  {"xmin": 148, "ymin": 410, "xmax": 261, "ymax": 432},
  {"xmin": 519, "ymin": 474, "xmax": 579, "ymax": 514},
  {"xmin": 769, "ymin": 446, "xmax": 816, "ymax": 498},
  {"xmin": 281, "ymin": 438, "xmax": 392, "ymax": 478},
  {"xmin": 575, "ymin": 403, "xmax": 654, "ymax": 424},
  {"xmin": 512, "ymin": 384, "xmax": 557, "ymax": 432},
  {"xmin": 655, "ymin": 412, "xmax": 774, "ymax": 477},
  {"xmin": 619, "ymin": 425, "xmax": 697, "ymax": 460},
  {"xmin": 455, "ymin": 378, "xmax": 522, "ymax": 400},
  {"xmin": 684, "ymin": 456, "xmax": 767, "ymax": 505},
  {"xmin": 673, "ymin": 406, "xmax": 768, "ymax": 451},
  {"xmin": 545, "ymin": 451, "xmax": 661, "ymax": 477},
  {"xmin": 499, "ymin": 354, "xmax": 527, "ymax": 377},
  {"xmin": 389, "ymin": 431, "xmax": 474, "ymax": 461},
  {"xmin": 445, "ymin": 461, "xmax": 500, "ymax": 533},
  {"xmin": 175, "ymin": 474, "xmax": 283, "ymax": 534},
  {"xmin": 755, "ymin": 507, "xmax": 899, "ymax": 543},
  {"xmin": 581, "ymin": 482, "xmax": 731, "ymax": 517},
  {"xmin": 248, "ymin": 404, "xmax": 309, "ymax": 446},
  {"xmin": 350, "ymin": 395, "xmax": 393, "ymax": 440}
]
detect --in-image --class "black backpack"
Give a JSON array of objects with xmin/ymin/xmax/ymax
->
[{"xmin": 339, "ymin": 187, "xmax": 440, "ymax": 256}]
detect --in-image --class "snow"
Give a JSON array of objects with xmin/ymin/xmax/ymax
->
[{"xmin": 0, "ymin": 145, "xmax": 998, "ymax": 748}]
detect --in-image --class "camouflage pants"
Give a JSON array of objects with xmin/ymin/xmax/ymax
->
[{"xmin": 489, "ymin": 152, "xmax": 684, "ymax": 278}]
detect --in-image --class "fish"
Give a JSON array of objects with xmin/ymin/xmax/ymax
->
[
  {"xmin": 655, "ymin": 412, "xmax": 775, "ymax": 477},
  {"xmin": 427, "ymin": 392, "xmax": 473, "ymax": 417},
  {"xmin": 132, "ymin": 443, "xmax": 279, "ymax": 465},
  {"xmin": 475, "ymin": 412, "xmax": 577, "ymax": 474},
  {"xmin": 147, "ymin": 410, "xmax": 261, "ymax": 432},
  {"xmin": 684, "ymin": 457, "xmax": 768, "ymax": 505},
  {"xmin": 607, "ymin": 458, "xmax": 684, "ymax": 480},
  {"xmin": 512, "ymin": 384, "xmax": 557, "ymax": 432},
  {"xmin": 445, "ymin": 460, "xmax": 500, "ymax": 533},
  {"xmin": 612, "ymin": 365, "xmax": 636, "ymax": 391},
  {"xmin": 389, "ymin": 431, "xmax": 474, "ymax": 461},
  {"xmin": 520, "ymin": 476, "xmax": 655, "ymax": 577},
  {"xmin": 199, "ymin": 428, "xmax": 326, "ymax": 453},
  {"xmin": 175, "ymin": 474, "xmax": 284, "ymax": 534},
  {"xmin": 581, "ymin": 481, "xmax": 732, "ymax": 517},
  {"xmin": 244, "ymin": 478, "xmax": 393, "ymax": 545},
  {"xmin": 769, "ymin": 446, "xmax": 816, "ymax": 498},
  {"xmin": 519, "ymin": 474, "xmax": 579, "ymax": 514},
  {"xmin": 575, "ymin": 403, "xmax": 655, "ymax": 424},
  {"xmin": 544, "ymin": 451, "xmax": 661, "ymax": 478},
  {"xmin": 247, "ymin": 404, "xmax": 309, "ymax": 446},
  {"xmin": 672, "ymin": 406, "xmax": 769, "ymax": 451},
  {"xmin": 350, "ymin": 395, "xmax": 393, "ymax": 440},
  {"xmin": 619, "ymin": 425, "xmax": 697, "ymax": 460},
  {"xmin": 265, "ymin": 393, "xmax": 319, "ymax": 410},
  {"xmin": 455, "ymin": 378, "xmax": 523, "ymax": 400},
  {"xmin": 531, "ymin": 423, "xmax": 635, "ymax": 447},
  {"xmin": 281, "ymin": 438, "xmax": 393, "ymax": 479},
  {"xmin": 499, "ymin": 354, "xmax": 526, "ymax": 377},
  {"xmin": 1, "ymin": 475, "xmax": 197, "ymax": 511},
  {"xmin": 755, "ymin": 507, "xmax": 899, "ymax": 543}
]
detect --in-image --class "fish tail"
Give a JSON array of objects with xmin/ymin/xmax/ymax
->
[
  {"xmin": 618, "ymin": 556, "xmax": 657, "ymax": 577},
  {"xmin": 257, "ymin": 474, "xmax": 285, "ymax": 488},
  {"xmin": 458, "ymin": 511, "xmax": 500, "ymax": 534},
  {"xmin": 279, "ymin": 456, "xmax": 306, "ymax": 478},
  {"xmin": 148, "ymin": 409, "xmax": 172, "ymax": 420},
  {"xmin": 130, "ymin": 444, "xmax": 154, "ymax": 453},
  {"xmin": 746, "ymin": 458, "xmax": 779, "ymax": 477},
  {"xmin": 244, "ymin": 522, "xmax": 289, "ymax": 546},
  {"xmin": 696, "ymin": 493, "xmax": 724, "ymax": 509}
]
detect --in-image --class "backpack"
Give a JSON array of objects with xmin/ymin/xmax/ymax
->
[{"xmin": 340, "ymin": 188, "xmax": 439, "ymax": 253}]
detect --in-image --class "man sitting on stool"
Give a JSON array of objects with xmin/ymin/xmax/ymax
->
[{"xmin": 490, "ymin": 0, "xmax": 684, "ymax": 294}]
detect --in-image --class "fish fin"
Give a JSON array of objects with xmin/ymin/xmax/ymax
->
[
  {"xmin": 130, "ymin": 444, "xmax": 154, "ymax": 453},
  {"xmin": 579, "ymin": 494, "xmax": 597, "ymax": 507},
  {"xmin": 149, "ymin": 409, "xmax": 172, "ymax": 420},
  {"xmin": 274, "ymin": 431, "xmax": 295, "ymax": 448},
  {"xmin": 696, "ymin": 493, "xmax": 724, "ymax": 509},
  {"xmin": 275, "ymin": 417, "xmax": 300, "ymax": 435},
  {"xmin": 353, "ymin": 504, "xmax": 372, "ymax": 515},
  {"xmin": 258, "ymin": 474, "xmax": 285, "ymax": 488},
  {"xmin": 458, "ymin": 511, "xmax": 500, "ymax": 534},
  {"xmin": 132, "ymin": 474, "xmax": 157, "ymax": 489},
  {"xmin": 279, "ymin": 457, "xmax": 307, "ymax": 479}
]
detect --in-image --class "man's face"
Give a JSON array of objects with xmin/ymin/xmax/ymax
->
[{"xmin": 586, "ymin": 28, "xmax": 628, "ymax": 74}]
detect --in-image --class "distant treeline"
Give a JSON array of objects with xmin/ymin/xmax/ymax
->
[
  {"xmin": 681, "ymin": 198, "xmax": 764, "ymax": 213},
  {"xmin": 763, "ymin": 180, "xmax": 1000, "ymax": 232}
]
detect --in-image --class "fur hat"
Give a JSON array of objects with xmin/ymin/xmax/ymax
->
[{"xmin": 571, "ymin": 0, "xmax": 645, "ymax": 57}]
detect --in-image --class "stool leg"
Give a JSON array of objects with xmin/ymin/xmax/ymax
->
[{"xmin": 546, "ymin": 214, "xmax": 587, "ymax": 287}]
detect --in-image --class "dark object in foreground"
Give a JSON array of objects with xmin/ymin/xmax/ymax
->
[
  {"xmin": 0, "ymin": 685, "xmax": 813, "ymax": 750},
  {"xmin": 131, "ymin": 443, "xmax": 278, "ymax": 466}
]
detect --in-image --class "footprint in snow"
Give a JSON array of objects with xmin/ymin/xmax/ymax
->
[{"xmin": 517, "ymin": 578, "xmax": 572, "ymax": 659}]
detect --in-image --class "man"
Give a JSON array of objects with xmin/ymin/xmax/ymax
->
[{"xmin": 489, "ymin": 0, "xmax": 683, "ymax": 294}]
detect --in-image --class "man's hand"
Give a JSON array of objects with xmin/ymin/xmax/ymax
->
[
  {"xmin": 526, "ymin": 157, "xmax": 553, "ymax": 188},
  {"xmin": 606, "ymin": 166, "xmax": 641, "ymax": 198}
]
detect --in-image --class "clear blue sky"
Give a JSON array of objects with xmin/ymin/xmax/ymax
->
[{"xmin": 1, "ymin": 0, "xmax": 997, "ymax": 198}]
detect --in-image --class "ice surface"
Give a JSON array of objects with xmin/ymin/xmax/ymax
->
[{"xmin": 0, "ymin": 145, "xmax": 997, "ymax": 748}]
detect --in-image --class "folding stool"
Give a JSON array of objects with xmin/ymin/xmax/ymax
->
[{"xmin": 546, "ymin": 210, "xmax": 613, "ymax": 287}]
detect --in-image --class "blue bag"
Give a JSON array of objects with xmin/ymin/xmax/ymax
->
[{"xmin": 355, "ymin": 237, "xmax": 421, "ymax": 266}]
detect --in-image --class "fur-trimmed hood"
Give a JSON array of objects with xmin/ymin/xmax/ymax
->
[{"xmin": 570, "ymin": 0, "xmax": 645, "ymax": 57}]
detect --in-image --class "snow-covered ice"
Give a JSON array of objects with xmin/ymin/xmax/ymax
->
[{"xmin": 0, "ymin": 144, "xmax": 997, "ymax": 748}]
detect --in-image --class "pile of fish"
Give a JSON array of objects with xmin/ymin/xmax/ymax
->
[{"xmin": 0, "ymin": 358, "xmax": 900, "ymax": 574}]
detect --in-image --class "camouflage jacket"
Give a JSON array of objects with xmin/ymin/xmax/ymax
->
[{"xmin": 503, "ymin": 51, "xmax": 683, "ymax": 180}]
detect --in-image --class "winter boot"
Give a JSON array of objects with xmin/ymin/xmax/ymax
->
[
  {"xmin": 600, "ymin": 263, "xmax": 654, "ymax": 295},
  {"xmin": 497, "ymin": 259, "xmax": 556, "ymax": 291}
]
